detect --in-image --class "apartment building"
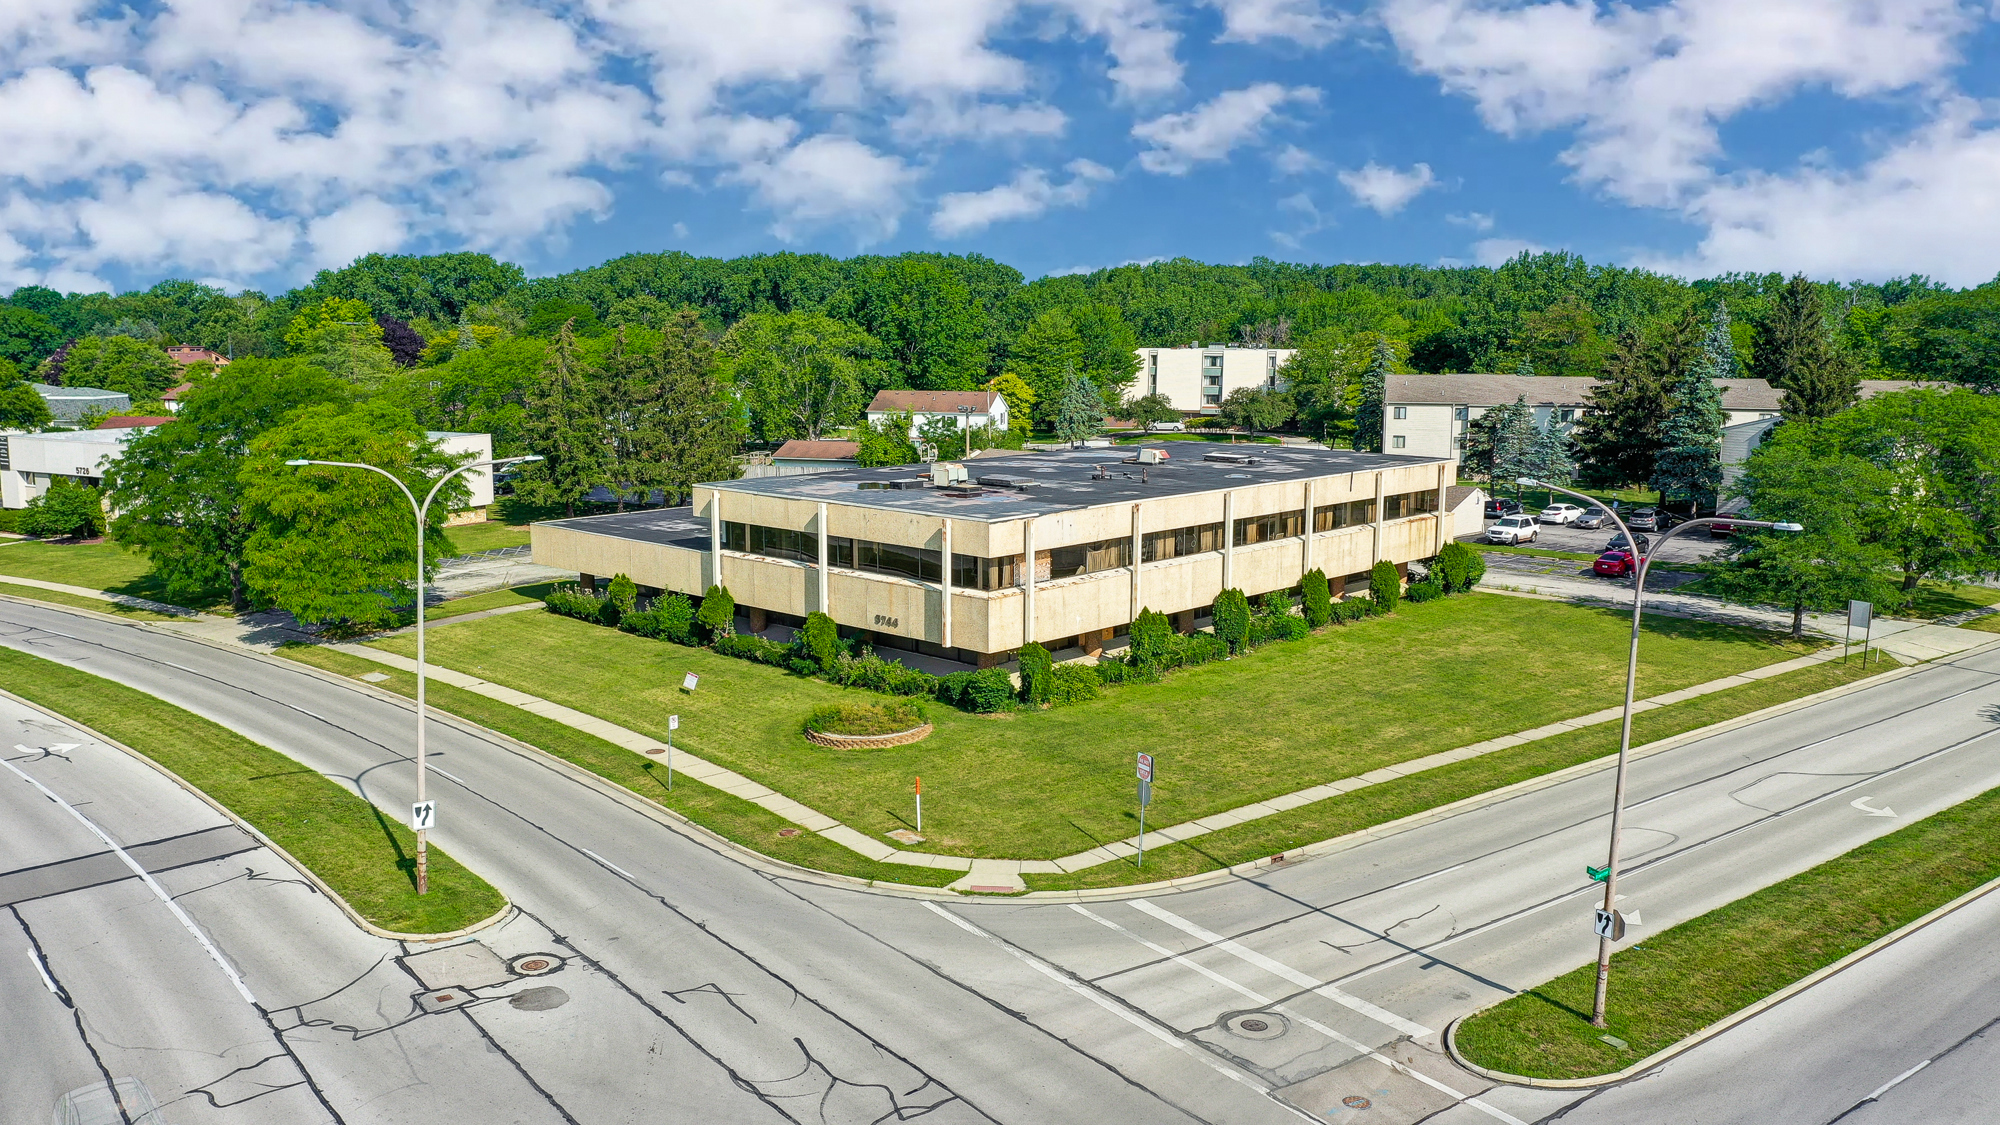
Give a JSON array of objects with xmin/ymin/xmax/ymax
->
[
  {"xmin": 532, "ymin": 444, "xmax": 1457, "ymax": 667},
  {"xmin": 1135, "ymin": 345, "xmax": 1295, "ymax": 414}
]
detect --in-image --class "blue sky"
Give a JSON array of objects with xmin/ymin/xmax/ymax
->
[{"xmin": 5, "ymin": 0, "xmax": 2000, "ymax": 295}]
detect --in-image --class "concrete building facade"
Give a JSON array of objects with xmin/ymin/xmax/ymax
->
[
  {"xmin": 1136, "ymin": 345, "xmax": 1294, "ymax": 414},
  {"xmin": 532, "ymin": 445, "xmax": 1456, "ymax": 666}
]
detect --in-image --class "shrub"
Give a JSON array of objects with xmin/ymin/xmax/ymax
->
[
  {"xmin": 1017, "ymin": 642, "xmax": 1054, "ymax": 705},
  {"xmin": 1048, "ymin": 663, "xmax": 1101, "ymax": 705},
  {"xmin": 618, "ymin": 607, "xmax": 665, "ymax": 637},
  {"xmin": 544, "ymin": 584, "xmax": 612, "ymax": 625},
  {"xmin": 1300, "ymin": 568, "xmax": 1333, "ymax": 627},
  {"xmin": 1463, "ymin": 549, "xmax": 1487, "ymax": 591},
  {"xmin": 1094, "ymin": 660, "xmax": 1138, "ymax": 685},
  {"xmin": 964, "ymin": 668, "xmax": 1015, "ymax": 712},
  {"xmin": 1212, "ymin": 588, "xmax": 1251, "ymax": 653},
  {"xmin": 1369, "ymin": 560, "xmax": 1401, "ymax": 614},
  {"xmin": 714, "ymin": 632, "xmax": 793, "ymax": 667},
  {"xmin": 885, "ymin": 663, "xmax": 940, "ymax": 697},
  {"xmin": 1433, "ymin": 541, "xmax": 1482, "ymax": 593},
  {"xmin": 804, "ymin": 699, "xmax": 926, "ymax": 737},
  {"xmin": 1155, "ymin": 631, "xmax": 1228, "ymax": 670},
  {"xmin": 788, "ymin": 658, "xmax": 819, "ymax": 677},
  {"xmin": 1330, "ymin": 598, "xmax": 1368, "ymax": 624},
  {"xmin": 656, "ymin": 592, "xmax": 695, "ymax": 644},
  {"xmin": 606, "ymin": 573, "xmax": 638, "ymax": 618},
  {"xmin": 19, "ymin": 479, "xmax": 105, "ymax": 540},
  {"xmin": 695, "ymin": 584, "xmax": 735, "ymax": 639},
  {"xmin": 936, "ymin": 670, "xmax": 976, "ymax": 707},
  {"xmin": 1128, "ymin": 607, "xmax": 1173, "ymax": 667},
  {"xmin": 1404, "ymin": 576, "xmax": 1445, "ymax": 603},
  {"xmin": 1256, "ymin": 590, "xmax": 1291, "ymax": 618},
  {"xmin": 800, "ymin": 611, "xmax": 842, "ymax": 668}
]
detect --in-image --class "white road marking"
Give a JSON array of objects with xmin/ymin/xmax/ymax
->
[
  {"xmin": 27, "ymin": 948, "xmax": 58, "ymax": 995},
  {"xmin": 920, "ymin": 902, "xmax": 1315, "ymax": 1119},
  {"xmin": 429, "ymin": 766, "xmax": 468, "ymax": 785},
  {"xmin": 1850, "ymin": 796, "xmax": 1897, "ymax": 817},
  {"xmin": 1130, "ymin": 899, "xmax": 1433, "ymax": 1038},
  {"xmin": 1867, "ymin": 1059, "xmax": 1929, "ymax": 1101},
  {"xmin": 580, "ymin": 848, "xmax": 637, "ymax": 882},
  {"xmin": 1074, "ymin": 906, "xmax": 1528, "ymax": 1125},
  {"xmin": 1, "ymin": 756, "xmax": 257, "ymax": 1006}
]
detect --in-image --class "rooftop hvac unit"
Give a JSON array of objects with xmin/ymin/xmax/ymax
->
[
  {"xmin": 1132, "ymin": 447, "xmax": 1166, "ymax": 465},
  {"xmin": 930, "ymin": 461, "xmax": 970, "ymax": 487},
  {"xmin": 1202, "ymin": 451, "xmax": 1257, "ymax": 465}
]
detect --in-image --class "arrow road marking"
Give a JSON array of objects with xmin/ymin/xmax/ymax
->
[{"xmin": 1851, "ymin": 796, "xmax": 1897, "ymax": 817}]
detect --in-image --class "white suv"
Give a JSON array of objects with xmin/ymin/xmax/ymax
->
[{"xmin": 1485, "ymin": 514, "xmax": 1539, "ymax": 544}]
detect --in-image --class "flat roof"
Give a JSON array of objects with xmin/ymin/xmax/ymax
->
[
  {"xmin": 705, "ymin": 444, "xmax": 1449, "ymax": 523},
  {"xmin": 542, "ymin": 506, "xmax": 710, "ymax": 550}
]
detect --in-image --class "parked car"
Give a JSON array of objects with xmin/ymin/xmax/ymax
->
[
  {"xmin": 1606, "ymin": 532, "xmax": 1651, "ymax": 554},
  {"xmin": 1146, "ymin": 420, "xmax": 1187, "ymax": 432},
  {"xmin": 1627, "ymin": 507, "xmax": 1661, "ymax": 531},
  {"xmin": 1708, "ymin": 516, "xmax": 1743, "ymax": 538},
  {"xmin": 1484, "ymin": 497, "xmax": 1524, "ymax": 520},
  {"xmin": 1573, "ymin": 506, "xmax": 1612, "ymax": 529},
  {"xmin": 1539, "ymin": 503, "xmax": 1584, "ymax": 525},
  {"xmin": 1593, "ymin": 548, "xmax": 1639, "ymax": 578},
  {"xmin": 1486, "ymin": 514, "xmax": 1539, "ymax": 544}
]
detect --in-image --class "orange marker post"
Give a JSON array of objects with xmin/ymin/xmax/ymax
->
[{"xmin": 915, "ymin": 776, "xmax": 923, "ymax": 834}]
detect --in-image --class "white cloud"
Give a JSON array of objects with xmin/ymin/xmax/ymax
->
[
  {"xmin": 307, "ymin": 198, "xmax": 407, "ymax": 269},
  {"xmin": 727, "ymin": 134, "xmax": 917, "ymax": 243},
  {"xmin": 1054, "ymin": 0, "xmax": 1186, "ymax": 99},
  {"xmin": 672, "ymin": 221, "xmax": 690, "ymax": 238},
  {"xmin": 1202, "ymin": 0, "xmax": 1348, "ymax": 46},
  {"xmin": 892, "ymin": 100, "xmax": 1068, "ymax": 141},
  {"xmin": 1133, "ymin": 82, "xmax": 1321, "ymax": 174},
  {"xmin": 1336, "ymin": 161, "xmax": 1437, "ymax": 214},
  {"xmin": 1271, "ymin": 143, "xmax": 1323, "ymax": 175},
  {"xmin": 1473, "ymin": 236, "xmax": 1547, "ymax": 265},
  {"xmin": 930, "ymin": 159, "xmax": 1114, "ymax": 236},
  {"xmin": 1268, "ymin": 190, "xmax": 1332, "ymax": 248},
  {"xmin": 1446, "ymin": 210, "xmax": 1494, "ymax": 231}
]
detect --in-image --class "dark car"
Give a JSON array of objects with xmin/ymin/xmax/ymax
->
[
  {"xmin": 1627, "ymin": 507, "xmax": 1661, "ymax": 531},
  {"xmin": 1573, "ymin": 506, "xmax": 1612, "ymax": 530},
  {"xmin": 1606, "ymin": 532, "xmax": 1651, "ymax": 554},
  {"xmin": 1484, "ymin": 497, "xmax": 1524, "ymax": 520},
  {"xmin": 1593, "ymin": 548, "xmax": 1638, "ymax": 578}
]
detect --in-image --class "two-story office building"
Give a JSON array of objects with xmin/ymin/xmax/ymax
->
[
  {"xmin": 531, "ymin": 444, "xmax": 1457, "ymax": 667},
  {"xmin": 1135, "ymin": 345, "xmax": 1294, "ymax": 414}
]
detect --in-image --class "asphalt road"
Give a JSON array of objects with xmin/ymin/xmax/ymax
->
[{"xmin": 4, "ymin": 597, "xmax": 1999, "ymax": 1124}]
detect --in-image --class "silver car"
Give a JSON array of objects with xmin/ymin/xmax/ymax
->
[{"xmin": 1574, "ymin": 506, "xmax": 1612, "ymax": 529}]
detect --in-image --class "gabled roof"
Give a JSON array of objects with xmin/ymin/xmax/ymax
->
[
  {"xmin": 94, "ymin": 416, "xmax": 174, "ymax": 430},
  {"xmin": 773, "ymin": 439, "xmax": 860, "ymax": 461},
  {"xmin": 865, "ymin": 390, "xmax": 1003, "ymax": 414}
]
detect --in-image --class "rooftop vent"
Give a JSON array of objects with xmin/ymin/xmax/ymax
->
[
  {"xmin": 1126, "ymin": 448, "xmax": 1167, "ymax": 465},
  {"xmin": 1202, "ymin": 451, "xmax": 1258, "ymax": 465},
  {"xmin": 930, "ymin": 461, "xmax": 970, "ymax": 487},
  {"xmin": 976, "ymin": 474, "xmax": 1038, "ymax": 489}
]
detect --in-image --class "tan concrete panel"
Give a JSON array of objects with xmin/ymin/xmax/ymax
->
[
  {"xmin": 1382, "ymin": 463, "xmax": 1450, "ymax": 495},
  {"xmin": 1381, "ymin": 515, "xmax": 1443, "ymax": 561},
  {"xmin": 721, "ymin": 555, "xmax": 814, "ymax": 616},
  {"xmin": 726, "ymin": 493, "xmax": 818, "ymax": 533},
  {"xmin": 1233, "ymin": 539, "xmax": 1308, "ymax": 596},
  {"xmin": 827, "ymin": 570, "xmax": 938, "ymax": 643},
  {"xmin": 950, "ymin": 589, "xmax": 1018, "ymax": 653},
  {"xmin": 1032, "ymin": 572, "xmax": 1136, "ymax": 641},
  {"xmin": 1313, "ymin": 527, "xmax": 1375, "ymax": 577},
  {"xmin": 531, "ymin": 525, "xmax": 706, "ymax": 593},
  {"xmin": 1135, "ymin": 552, "xmax": 1225, "ymax": 614},
  {"xmin": 1135, "ymin": 492, "xmax": 1227, "ymax": 534}
]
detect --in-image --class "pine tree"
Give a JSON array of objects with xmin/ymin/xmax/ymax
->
[
  {"xmin": 1572, "ymin": 330, "xmax": 1667, "ymax": 486},
  {"xmin": 651, "ymin": 309, "xmax": 744, "ymax": 504},
  {"xmin": 1651, "ymin": 306, "xmax": 1726, "ymax": 508},
  {"xmin": 1352, "ymin": 338, "xmax": 1394, "ymax": 452},
  {"xmin": 1751, "ymin": 275, "xmax": 1860, "ymax": 419},
  {"xmin": 1466, "ymin": 395, "xmax": 1536, "ymax": 491},
  {"xmin": 1053, "ymin": 365, "xmax": 1104, "ymax": 447},
  {"xmin": 1528, "ymin": 419, "xmax": 1576, "ymax": 484},
  {"xmin": 1701, "ymin": 299, "xmax": 1737, "ymax": 379},
  {"xmin": 596, "ymin": 328, "xmax": 659, "ymax": 510},
  {"xmin": 516, "ymin": 319, "xmax": 608, "ymax": 517}
]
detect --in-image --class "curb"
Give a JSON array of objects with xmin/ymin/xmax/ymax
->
[
  {"xmin": 0, "ymin": 683, "xmax": 512, "ymax": 944},
  {"xmin": 1443, "ymin": 867, "xmax": 2000, "ymax": 1088},
  {"xmin": 804, "ymin": 722, "xmax": 933, "ymax": 749}
]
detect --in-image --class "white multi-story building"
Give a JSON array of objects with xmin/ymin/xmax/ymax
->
[{"xmin": 1135, "ymin": 346, "xmax": 1294, "ymax": 414}]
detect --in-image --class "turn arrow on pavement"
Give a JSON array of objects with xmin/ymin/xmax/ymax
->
[{"xmin": 1851, "ymin": 796, "xmax": 1898, "ymax": 817}]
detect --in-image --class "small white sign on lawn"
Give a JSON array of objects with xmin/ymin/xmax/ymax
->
[{"xmin": 681, "ymin": 672, "xmax": 699, "ymax": 692}]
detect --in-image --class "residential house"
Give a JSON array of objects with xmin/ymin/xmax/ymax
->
[{"xmin": 864, "ymin": 390, "xmax": 1009, "ymax": 439}]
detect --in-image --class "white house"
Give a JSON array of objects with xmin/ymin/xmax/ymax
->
[
  {"xmin": 864, "ymin": 390, "xmax": 1009, "ymax": 437},
  {"xmin": 428, "ymin": 431, "xmax": 495, "ymax": 523},
  {"xmin": 1135, "ymin": 345, "xmax": 1294, "ymax": 414}
]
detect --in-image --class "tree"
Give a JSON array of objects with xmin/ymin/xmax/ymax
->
[
  {"xmin": 1526, "ymin": 419, "xmax": 1577, "ymax": 484},
  {"xmin": 1652, "ymin": 306, "xmax": 1727, "ymax": 508},
  {"xmin": 17, "ymin": 478, "xmax": 104, "ymax": 539},
  {"xmin": 240, "ymin": 401, "xmax": 466, "ymax": 630},
  {"xmin": 594, "ymin": 329, "xmax": 659, "ymax": 509},
  {"xmin": 1068, "ymin": 304, "xmax": 1141, "ymax": 404},
  {"xmin": 1279, "ymin": 328, "xmax": 1403, "ymax": 443},
  {"xmin": 106, "ymin": 359, "xmax": 348, "ymax": 610},
  {"xmin": 855, "ymin": 411, "xmax": 920, "ymax": 467},
  {"xmin": 721, "ymin": 311, "xmax": 876, "ymax": 442},
  {"xmin": 515, "ymin": 320, "xmax": 608, "ymax": 517},
  {"xmin": 1751, "ymin": 277, "xmax": 1860, "ymax": 420},
  {"xmin": 1464, "ymin": 395, "xmax": 1535, "ymax": 491},
  {"xmin": 0, "ymin": 306, "xmax": 62, "ymax": 369},
  {"xmin": 386, "ymin": 336, "xmax": 544, "ymax": 456},
  {"xmin": 1368, "ymin": 559, "xmax": 1401, "ymax": 613},
  {"xmin": 303, "ymin": 252, "xmax": 525, "ymax": 324},
  {"xmin": 1519, "ymin": 296, "xmax": 1610, "ymax": 378},
  {"xmin": 378, "ymin": 316, "xmax": 425, "ymax": 367},
  {"xmin": 1573, "ymin": 330, "xmax": 1667, "ymax": 486},
  {"xmin": 1053, "ymin": 366, "xmax": 1104, "ymax": 447},
  {"xmin": 1212, "ymin": 588, "xmax": 1251, "ymax": 653},
  {"xmin": 0, "ymin": 362, "xmax": 51, "ymax": 429},
  {"xmin": 982, "ymin": 373, "xmax": 1036, "ymax": 435},
  {"xmin": 1706, "ymin": 442, "xmax": 1898, "ymax": 638},
  {"xmin": 1433, "ymin": 541, "xmax": 1485, "ymax": 592},
  {"xmin": 285, "ymin": 297, "xmax": 394, "ymax": 387},
  {"xmin": 42, "ymin": 335, "xmax": 179, "ymax": 399},
  {"xmin": 1218, "ymin": 386, "xmax": 1294, "ymax": 433},
  {"xmin": 648, "ymin": 310, "xmax": 744, "ymax": 504},
  {"xmin": 1352, "ymin": 338, "xmax": 1396, "ymax": 453},
  {"xmin": 1008, "ymin": 309, "xmax": 1086, "ymax": 426},
  {"xmin": 1123, "ymin": 392, "xmax": 1180, "ymax": 430},
  {"xmin": 1300, "ymin": 568, "xmax": 1333, "ymax": 626},
  {"xmin": 696, "ymin": 584, "xmax": 735, "ymax": 638},
  {"xmin": 527, "ymin": 299, "xmax": 603, "ymax": 338},
  {"xmin": 916, "ymin": 413, "xmax": 967, "ymax": 460},
  {"xmin": 839, "ymin": 257, "xmax": 986, "ymax": 390},
  {"xmin": 801, "ymin": 611, "xmax": 842, "ymax": 667}
]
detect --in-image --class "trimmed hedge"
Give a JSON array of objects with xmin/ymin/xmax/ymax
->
[
  {"xmin": 1017, "ymin": 642, "xmax": 1054, "ymax": 705},
  {"xmin": 1369, "ymin": 559, "xmax": 1402, "ymax": 613}
]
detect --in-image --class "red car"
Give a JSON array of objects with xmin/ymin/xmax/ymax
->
[{"xmin": 1594, "ymin": 548, "xmax": 1639, "ymax": 577}]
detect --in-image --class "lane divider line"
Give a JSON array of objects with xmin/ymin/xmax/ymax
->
[{"xmin": 1130, "ymin": 898, "xmax": 1433, "ymax": 1039}]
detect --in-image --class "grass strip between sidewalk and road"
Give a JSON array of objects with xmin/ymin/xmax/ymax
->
[
  {"xmin": 1022, "ymin": 654, "xmax": 1896, "ymax": 891},
  {"xmin": 0, "ymin": 582, "xmax": 185, "ymax": 622},
  {"xmin": 275, "ymin": 644, "xmax": 963, "ymax": 888},
  {"xmin": 0, "ymin": 646, "xmax": 505, "ymax": 933},
  {"xmin": 1455, "ymin": 777, "xmax": 2000, "ymax": 1080}
]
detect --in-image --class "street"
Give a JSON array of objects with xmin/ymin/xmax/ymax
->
[{"xmin": 3, "ymin": 596, "xmax": 1999, "ymax": 1123}]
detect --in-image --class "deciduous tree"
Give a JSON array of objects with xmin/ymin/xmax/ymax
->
[{"xmin": 720, "ymin": 311, "xmax": 875, "ymax": 442}]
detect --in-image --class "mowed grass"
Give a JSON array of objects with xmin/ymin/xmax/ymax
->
[
  {"xmin": 0, "ymin": 647, "xmax": 505, "ymax": 933},
  {"xmin": 1961, "ymin": 612, "xmax": 2000, "ymax": 634},
  {"xmin": 375, "ymin": 593, "xmax": 1822, "ymax": 860},
  {"xmin": 1901, "ymin": 580, "xmax": 2000, "ymax": 620},
  {"xmin": 1456, "ymin": 779, "xmax": 2000, "ymax": 1079},
  {"xmin": 0, "ymin": 540, "xmax": 177, "ymax": 600},
  {"xmin": 1024, "ymin": 654, "xmax": 1893, "ymax": 890},
  {"xmin": 441, "ymin": 519, "xmax": 533, "ymax": 555},
  {"xmin": 276, "ymin": 644, "xmax": 960, "ymax": 887},
  {"xmin": 426, "ymin": 581, "xmax": 559, "ymax": 622},
  {"xmin": 0, "ymin": 581, "xmax": 185, "ymax": 621}
]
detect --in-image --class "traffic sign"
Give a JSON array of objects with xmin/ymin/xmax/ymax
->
[
  {"xmin": 1136, "ymin": 752, "xmax": 1153, "ymax": 782},
  {"xmin": 1593, "ymin": 909, "xmax": 1626, "ymax": 941},
  {"xmin": 668, "ymin": 714, "xmax": 680, "ymax": 731},
  {"xmin": 411, "ymin": 801, "xmax": 437, "ymax": 831},
  {"xmin": 1138, "ymin": 779, "xmax": 1152, "ymax": 807},
  {"xmin": 681, "ymin": 672, "xmax": 699, "ymax": 692}
]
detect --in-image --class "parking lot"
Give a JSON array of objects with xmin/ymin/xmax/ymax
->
[{"xmin": 1459, "ymin": 515, "xmax": 1728, "ymax": 566}]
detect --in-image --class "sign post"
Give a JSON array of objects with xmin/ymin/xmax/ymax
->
[
  {"xmin": 666, "ymin": 714, "xmax": 679, "ymax": 790},
  {"xmin": 1846, "ymin": 600, "xmax": 1873, "ymax": 665},
  {"xmin": 915, "ymin": 776, "xmax": 923, "ymax": 833},
  {"xmin": 1136, "ymin": 753, "xmax": 1154, "ymax": 868},
  {"xmin": 681, "ymin": 672, "xmax": 699, "ymax": 693}
]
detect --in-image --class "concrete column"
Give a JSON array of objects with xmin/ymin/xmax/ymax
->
[
  {"xmin": 1171, "ymin": 608, "xmax": 1195, "ymax": 633},
  {"xmin": 1371, "ymin": 471, "xmax": 1385, "ymax": 566},
  {"xmin": 708, "ymin": 488, "xmax": 721, "ymax": 591},
  {"xmin": 816, "ymin": 501, "xmax": 829, "ymax": 613},
  {"xmin": 1022, "ymin": 518, "xmax": 1037, "ymax": 647},
  {"xmin": 1083, "ymin": 629, "xmax": 1104, "ymax": 657},
  {"xmin": 747, "ymin": 607, "xmax": 768, "ymax": 633},
  {"xmin": 1435, "ymin": 462, "xmax": 1449, "ymax": 554},
  {"xmin": 1302, "ymin": 478, "xmax": 1314, "ymax": 578},
  {"xmin": 1129, "ymin": 503, "xmax": 1142, "ymax": 622},
  {"xmin": 940, "ymin": 517, "xmax": 952, "ymax": 650},
  {"xmin": 1222, "ymin": 490, "xmax": 1236, "ymax": 590}
]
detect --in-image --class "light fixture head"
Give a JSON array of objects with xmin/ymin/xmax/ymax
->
[
  {"xmin": 1772, "ymin": 521, "xmax": 1805, "ymax": 532},
  {"xmin": 284, "ymin": 459, "xmax": 310, "ymax": 466},
  {"xmin": 1515, "ymin": 476, "xmax": 1540, "ymax": 487}
]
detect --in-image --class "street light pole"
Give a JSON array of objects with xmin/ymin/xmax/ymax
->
[
  {"xmin": 1518, "ymin": 478, "xmax": 1799, "ymax": 1027},
  {"xmin": 286, "ymin": 453, "xmax": 542, "ymax": 894}
]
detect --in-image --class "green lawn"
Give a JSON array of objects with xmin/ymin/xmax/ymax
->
[
  {"xmin": 0, "ymin": 647, "xmax": 505, "ymax": 933},
  {"xmin": 426, "ymin": 581, "xmax": 559, "ymax": 621},
  {"xmin": 0, "ymin": 540, "xmax": 179, "ymax": 600},
  {"xmin": 370, "ymin": 593, "xmax": 1822, "ymax": 860},
  {"xmin": 276, "ymin": 644, "xmax": 961, "ymax": 887},
  {"xmin": 1477, "ymin": 544, "xmax": 1602, "ymax": 562},
  {"xmin": 1025, "ymin": 655, "xmax": 1890, "ymax": 890},
  {"xmin": 0, "ymin": 581, "xmax": 185, "ymax": 621},
  {"xmin": 1456, "ymin": 777, "xmax": 2000, "ymax": 1079},
  {"xmin": 1899, "ymin": 581, "xmax": 2000, "ymax": 620},
  {"xmin": 1961, "ymin": 613, "xmax": 2000, "ymax": 634},
  {"xmin": 442, "ymin": 520, "xmax": 533, "ymax": 555}
]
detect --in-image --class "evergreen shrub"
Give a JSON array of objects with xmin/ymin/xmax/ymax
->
[
  {"xmin": 606, "ymin": 573, "xmax": 638, "ymax": 618},
  {"xmin": 1212, "ymin": 588, "xmax": 1251, "ymax": 652},
  {"xmin": 695, "ymin": 584, "xmax": 735, "ymax": 638},
  {"xmin": 1128, "ymin": 608, "xmax": 1173, "ymax": 667},
  {"xmin": 801, "ymin": 611, "xmax": 842, "ymax": 668},
  {"xmin": 1017, "ymin": 642, "xmax": 1054, "ymax": 705},
  {"xmin": 964, "ymin": 668, "xmax": 1015, "ymax": 712},
  {"xmin": 1301, "ymin": 568, "xmax": 1333, "ymax": 627},
  {"xmin": 1048, "ymin": 663, "xmax": 1101, "ymax": 705},
  {"xmin": 1369, "ymin": 560, "xmax": 1401, "ymax": 614}
]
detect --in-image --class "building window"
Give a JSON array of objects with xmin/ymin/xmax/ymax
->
[
  {"xmin": 1040, "ymin": 537, "xmax": 1132, "ymax": 579},
  {"xmin": 1148, "ymin": 370, "xmax": 1158, "ymax": 396},
  {"xmin": 1142, "ymin": 522, "xmax": 1224, "ymax": 562},
  {"xmin": 1232, "ymin": 509, "xmax": 1304, "ymax": 547},
  {"xmin": 1265, "ymin": 354, "xmax": 1279, "ymax": 390},
  {"xmin": 1382, "ymin": 490, "xmax": 1440, "ymax": 520},
  {"xmin": 0, "ymin": 436, "xmax": 8, "ymax": 471},
  {"xmin": 1202, "ymin": 354, "xmax": 1224, "ymax": 406},
  {"xmin": 821, "ymin": 532, "xmax": 943, "ymax": 582},
  {"xmin": 1455, "ymin": 434, "xmax": 1468, "ymax": 451},
  {"xmin": 1392, "ymin": 406, "xmax": 1407, "ymax": 420},
  {"xmin": 1391, "ymin": 435, "xmax": 1406, "ymax": 449},
  {"xmin": 721, "ymin": 521, "xmax": 819, "ymax": 563},
  {"xmin": 952, "ymin": 553, "xmax": 1020, "ymax": 590},
  {"xmin": 1558, "ymin": 408, "xmax": 1575, "ymax": 423},
  {"xmin": 1312, "ymin": 499, "xmax": 1375, "ymax": 531},
  {"xmin": 1454, "ymin": 406, "xmax": 1468, "ymax": 421}
]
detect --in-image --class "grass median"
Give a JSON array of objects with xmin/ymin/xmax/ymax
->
[
  {"xmin": 1022, "ymin": 653, "xmax": 1896, "ymax": 890},
  {"xmin": 372, "ymin": 593, "xmax": 1823, "ymax": 861},
  {"xmin": 0, "ymin": 646, "xmax": 505, "ymax": 933},
  {"xmin": 274, "ymin": 644, "xmax": 962, "ymax": 888},
  {"xmin": 1455, "ymin": 775, "xmax": 2000, "ymax": 1079},
  {"xmin": 0, "ymin": 582, "xmax": 185, "ymax": 622}
]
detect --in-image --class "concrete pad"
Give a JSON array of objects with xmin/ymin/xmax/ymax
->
[
  {"xmin": 948, "ymin": 859, "xmax": 1027, "ymax": 894},
  {"xmin": 817, "ymin": 825, "xmax": 897, "ymax": 861}
]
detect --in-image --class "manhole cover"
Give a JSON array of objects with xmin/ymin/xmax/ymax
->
[
  {"xmin": 645, "ymin": 748, "xmax": 664, "ymax": 755},
  {"xmin": 1343, "ymin": 1095, "xmax": 1372, "ymax": 1109},
  {"xmin": 509, "ymin": 953, "xmax": 563, "ymax": 976},
  {"xmin": 509, "ymin": 986, "xmax": 569, "ymax": 1011},
  {"xmin": 1223, "ymin": 1011, "xmax": 1288, "ymax": 1040},
  {"xmin": 417, "ymin": 989, "xmax": 472, "ymax": 1014}
]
